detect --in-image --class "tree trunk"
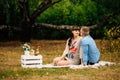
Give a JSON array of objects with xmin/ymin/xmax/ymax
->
[
  {"xmin": 18, "ymin": 0, "xmax": 61, "ymax": 42},
  {"xmin": 20, "ymin": 20, "xmax": 31, "ymax": 42},
  {"xmin": 18, "ymin": 0, "xmax": 31, "ymax": 42}
]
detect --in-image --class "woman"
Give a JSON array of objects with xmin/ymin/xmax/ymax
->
[{"xmin": 53, "ymin": 27, "xmax": 82, "ymax": 66}]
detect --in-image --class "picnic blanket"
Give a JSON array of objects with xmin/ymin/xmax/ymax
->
[{"xmin": 42, "ymin": 61, "xmax": 115, "ymax": 69}]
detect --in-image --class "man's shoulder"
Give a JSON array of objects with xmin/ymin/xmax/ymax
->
[
  {"xmin": 81, "ymin": 35, "xmax": 94, "ymax": 44},
  {"xmin": 82, "ymin": 35, "xmax": 90, "ymax": 40}
]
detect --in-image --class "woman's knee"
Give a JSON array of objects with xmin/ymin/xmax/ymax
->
[{"xmin": 53, "ymin": 57, "xmax": 61, "ymax": 62}]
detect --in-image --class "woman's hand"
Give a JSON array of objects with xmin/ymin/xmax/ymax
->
[{"xmin": 53, "ymin": 57, "xmax": 62, "ymax": 66}]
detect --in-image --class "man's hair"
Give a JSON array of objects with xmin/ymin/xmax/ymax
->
[{"xmin": 81, "ymin": 26, "xmax": 90, "ymax": 36}]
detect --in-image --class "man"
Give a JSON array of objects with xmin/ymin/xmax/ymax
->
[{"xmin": 80, "ymin": 27, "xmax": 100, "ymax": 65}]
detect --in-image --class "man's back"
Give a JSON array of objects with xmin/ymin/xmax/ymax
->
[{"xmin": 81, "ymin": 35, "xmax": 100, "ymax": 65}]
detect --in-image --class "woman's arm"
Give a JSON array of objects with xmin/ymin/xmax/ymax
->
[{"xmin": 61, "ymin": 39, "xmax": 69, "ymax": 59}]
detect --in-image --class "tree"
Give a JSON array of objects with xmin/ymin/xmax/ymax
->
[
  {"xmin": 18, "ymin": 0, "xmax": 61, "ymax": 42},
  {"xmin": 0, "ymin": 0, "xmax": 119, "ymax": 40}
]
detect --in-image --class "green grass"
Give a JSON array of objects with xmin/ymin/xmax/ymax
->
[
  {"xmin": 0, "ymin": 65, "xmax": 120, "ymax": 80},
  {"xmin": 0, "ymin": 40, "xmax": 120, "ymax": 80}
]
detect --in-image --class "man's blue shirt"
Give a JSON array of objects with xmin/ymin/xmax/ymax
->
[{"xmin": 81, "ymin": 35, "xmax": 100, "ymax": 65}]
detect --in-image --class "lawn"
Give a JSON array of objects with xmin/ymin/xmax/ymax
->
[{"xmin": 0, "ymin": 40, "xmax": 120, "ymax": 80}]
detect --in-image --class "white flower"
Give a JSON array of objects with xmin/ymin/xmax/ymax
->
[{"xmin": 22, "ymin": 43, "xmax": 31, "ymax": 51}]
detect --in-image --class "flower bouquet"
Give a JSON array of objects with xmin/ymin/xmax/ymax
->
[{"xmin": 22, "ymin": 43, "xmax": 31, "ymax": 55}]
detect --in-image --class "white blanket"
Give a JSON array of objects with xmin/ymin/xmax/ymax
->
[
  {"xmin": 42, "ymin": 61, "xmax": 115, "ymax": 69},
  {"xmin": 42, "ymin": 64, "xmax": 69, "ymax": 68}
]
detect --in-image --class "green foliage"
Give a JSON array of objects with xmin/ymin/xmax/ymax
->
[
  {"xmin": 29, "ymin": 0, "xmax": 42, "ymax": 15},
  {"xmin": 69, "ymin": 0, "xmax": 83, "ymax": 5},
  {"xmin": 32, "ymin": 28, "xmax": 70, "ymax": 39},
  {"xmin": 0, "ymin": 0, "xmax": 21, "ymax": 26},
  {"xmin": 38, "ymin": 0, "xmax": 98, "ymax": 26},
  {"xmin": 37, "ymin": 0, "xmax": 120, "ymax": 26},
  {"xmin": 106, "ymin": 26, "xmax": 120, "ymax": 39},
  {"xmin": 75, "ymin": 0, "xmax": 98, "ymax": 25},
  {"xmin": 0, "ymin": 0, "xmax": 120, "ymax": 40}
]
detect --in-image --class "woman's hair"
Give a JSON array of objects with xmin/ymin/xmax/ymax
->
[
  {"xmin": 81, "ymin": 26, "xmax": 90, "ymax": 36},
  {"xmin": 68, "ymin": 27, "xmax": 80, "ymax": 46},
  {"xmin": 70, "ymin": 26, "xmax": 80, "ymax": 31},
  {"xmin": 68, "ymin": 34, "xmax": 73, "ymax": 46}
]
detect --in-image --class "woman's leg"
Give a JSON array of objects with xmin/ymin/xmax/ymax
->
[{"xmin": 56, "ymin": 60, "xmax": 70, "ymax": 66}]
